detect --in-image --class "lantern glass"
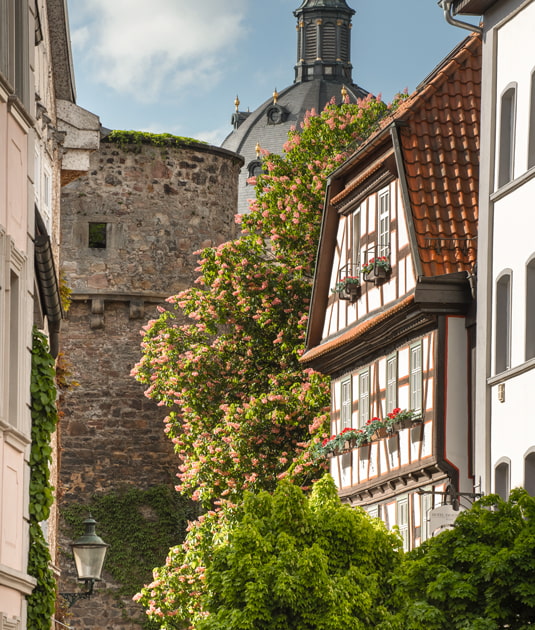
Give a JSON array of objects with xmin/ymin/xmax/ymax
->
[
  {"xmin": 73, "ymin": 544, "xmax": 108, "ymax": 581},
  {"xmin": 71, "ymin": 516, "xmax": 109, "ymax": 581}
]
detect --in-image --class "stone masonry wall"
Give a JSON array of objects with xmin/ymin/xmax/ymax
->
[{"xmin": 57, "ymin": 139, "xmax": 242, "ymax": 630}]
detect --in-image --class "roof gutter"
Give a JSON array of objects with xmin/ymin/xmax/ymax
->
[{"xmin": 438, "ymin": 0, "xmax": 483, "ymax": 33}]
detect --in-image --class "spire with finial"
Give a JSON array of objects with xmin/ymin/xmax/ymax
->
[
  {"xmin": 293, "ymin": 0, "xmax": 355, "ymax": 84},
  {"xmin": 273, "ymin": 89, "xmax": 279, "ymax": 104},
  {"xmin": 234, "ymin": 95, "xmax": 240, "ymax": 112},
  {"xmin": 255, "ymin": 142, "xmax": 261, "ymax": 158}
]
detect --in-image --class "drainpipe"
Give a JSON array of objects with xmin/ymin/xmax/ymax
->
[{"xmin": 438, "ymin": 0, "xmax": 483, "ymax": 33}]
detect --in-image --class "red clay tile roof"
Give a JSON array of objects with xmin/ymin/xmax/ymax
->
[
  {"xmin": 385, "ymin": 34, "xmax": 481, "ymax": 276},
  {"xmin": 301, "ymin": 294, "xmax": 415, "ymax": 363}
]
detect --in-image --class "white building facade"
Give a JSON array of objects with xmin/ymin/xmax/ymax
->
[{"xmin": 452, "ymin": 0, "xmax": 535, "ymax": 497}]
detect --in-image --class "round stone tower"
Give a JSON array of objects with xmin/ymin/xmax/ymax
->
[{"xmin": 57, "ymin": 135, "xmax": 243, "ymax": 630}]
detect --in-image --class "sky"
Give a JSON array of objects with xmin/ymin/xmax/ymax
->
[{"xmin": 65, "ymin": 0, "xmax": 481, "ymax": 146}]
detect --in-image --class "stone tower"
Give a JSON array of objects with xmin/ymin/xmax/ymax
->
[{"xmin": 57, "ymin": 136, "xmax": 242, "ymax": 629}]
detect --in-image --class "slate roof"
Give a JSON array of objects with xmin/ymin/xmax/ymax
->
[
  {"xmin": 222, "ymin": 80, "xmax": 368, "ymax": 215},
  {"xmin": 295, "ymin": 0, "xmax": 354, "ymax": 11}
]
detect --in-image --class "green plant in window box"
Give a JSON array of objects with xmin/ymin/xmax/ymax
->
[
  {"xmin": 313, "ymin": 427, "xmax": 369, "ymax": 459},
  {"xmin": 362, "ymin": 256, "xmax": 392, "ymax": 284},
  {"xmin": 385, "ymin": 408, "xmax": 421, "ymax": 432},
  {"xmin": 332, "ymin": 276, "xmax": 361, "ymax": 299}
]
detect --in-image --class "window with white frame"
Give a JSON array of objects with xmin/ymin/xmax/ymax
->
[
  {"xmin": 397, "ymin": 498, "xmax": 409, "ymax": 551},
  {"xmin": 495, "ymin": 271, "xmax": 512, "ymax": 373},
  {"xmin": 0, "ymin": 0, "xmax": 30, "ymax": 105},
  {"xmin": 386, "ymin": 354, "xmax": 397, "ymax": 413},
  {"xmin": 8, "ymin": 269, "xmax": 20, "ymax": 424},
  {"xmin": 42, "ymin": 164, "xmax": 52, "ymax": 233},
  {"xmin": 495, "ymin": 460, "xmax": 510, "ymax": 500},
  {"xmin": 420, "ymin": 491, "xmax": 432, "ymax": 543},
  {"xmin": 34, "ymin": 148, "xmax": 41, "ymax": 205},
  {"xmin": 378, "ymin": 188, "xmax": 390, "ymax": 258},
  {"xmin": 409, "ymin": 342, "xmax": 423, "ymax": 414},
  {"xmin": 498, "ymin": 85, "xmax": 516, "ymax": 187},
  {"xmin": 340, "ymin": 378, "xmax": 352, "ymax": 429},
  {"xmin": 529, "ymin": 71, "xmax": 535, "ymax": 170},
  {"xmin": 359, "ymin": 369, "xmax": 370, "ymax": 427},
  {"xmin": 526, "ymin": 257, "xmax": 535, "ymax": 361},
  {"xmin": 525, "ymin": 452, "xmax": 535, "ymax": 496},
  {"xmin": 351, "ymin": 209, "xmax": 361, "ymax": 271}
]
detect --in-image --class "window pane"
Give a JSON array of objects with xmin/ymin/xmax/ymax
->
[
  {"xmin": 498, "ymin": 87, "xmax": 516, "ymax": 187},
  {"xmin": 496, "ymin": 274, "xmax": 511, "ymax": 372},
  {"xmin": 378, "ymin": 190, "xmax": 390, "ymax": 258},
  {"xmin": 397, "ymin": 499, "xmax": 409, "ymax": 551},
  {"xmin": 386, "ymin": 355, "xmax": 397, "ymax": 413},
  {"xmin": 341, "ymin": 379, "xmax": 352, "ymax": 429},
  {"xmin": 410, "ymin": 344, "xmax": 422, "ymax": 412},
  {"xmin": 526, "ymin": 261, "xmax": 535, "ymax": 360},
  {"xmin": 495, "ymin": 462, "xmax": 510, "ymax": 500},
  {"xmin": 359, "ymin": 370, "xmax": 369, "ymax": 426},
  {"xmin": 89, "ymin": 223, "xmax": 107, "ymax": 249}
]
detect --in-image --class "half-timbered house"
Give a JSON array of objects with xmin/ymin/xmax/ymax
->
[{"xmin": 301, "ymin": 33, "xmax": 481, "ymax": 549}]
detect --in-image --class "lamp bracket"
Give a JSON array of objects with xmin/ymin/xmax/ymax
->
[{"xmin": 60, "ymin": 579, "xmax": 95, "ymax": 608}]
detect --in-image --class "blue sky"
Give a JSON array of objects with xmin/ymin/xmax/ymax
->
[{"xmin": 66, "ymin": 0, "xmax": 480, "ymax": 146}]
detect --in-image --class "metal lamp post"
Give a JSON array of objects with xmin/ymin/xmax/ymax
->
[{"xmin": 60, "ymin": 515, "xmax": 109, "ymax": 608}]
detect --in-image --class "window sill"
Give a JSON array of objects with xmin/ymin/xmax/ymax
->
[
  {"xmin": 488, "ymin": 356, "xmax": 535, "ymax": 385},
  {"xmin": 490, "ymin": 166, "xmax": 535, "ymax": 203}
]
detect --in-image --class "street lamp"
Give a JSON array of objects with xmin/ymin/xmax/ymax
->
[{"xmin": 60, "ymin": 515, "xmax": 109, "ymax": 608}]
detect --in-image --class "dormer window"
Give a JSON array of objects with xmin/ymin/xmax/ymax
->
[
  {"xmin": 266, "ymin": 104, "xmax": 289, "ymax": 125},
  {"xmin": 247, "ymin": 159, "xmax": 264, "ymax": 181}
]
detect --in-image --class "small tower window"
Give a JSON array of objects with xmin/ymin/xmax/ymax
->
[{"xmin": 89, "ymin": 222, "xmax": 107, "ymax": 249}]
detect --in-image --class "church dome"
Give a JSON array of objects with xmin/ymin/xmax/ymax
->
[{"xmin": 221, "ymin": 0, "xmax": 368, "ymax": 214}]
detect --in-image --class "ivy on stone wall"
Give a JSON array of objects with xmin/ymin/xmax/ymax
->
[
  {"xmin": 62, "ymin": 485, "xmax": 197, "ymax": 628},
  {"xmin": 105, "ymin": 129, "xmax": 207, "ymax": 150},
  {"xmin": 27, "ymin": 328, "xmax": 59, "ymax": 630}
]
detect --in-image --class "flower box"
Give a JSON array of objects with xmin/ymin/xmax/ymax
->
[
  {"xmin": 362, "ymin": 257, "xmax": 391, "ymax": 286},
  {"xmin": 374, "ymin": 427, "xmax": 388, "ymax": 440},
  {"xmin": 332, "ymin": 276, "xmax": 361, "ymax": 302}
]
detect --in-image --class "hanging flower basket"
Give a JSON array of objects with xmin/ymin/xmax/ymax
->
[
  {"xmin": 362, "ymin": 257, "xmax": 391, "ymax": 285},
  {"xmin": 332, "ymin": 276, "xmax": 361, "ymax": 301}
]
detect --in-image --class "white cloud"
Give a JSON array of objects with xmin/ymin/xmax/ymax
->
[{"xmin": 69, "ymin": 0, "xmax": 249, "ymax": 100}]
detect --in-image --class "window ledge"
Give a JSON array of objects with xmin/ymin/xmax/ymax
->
[
  {"xmin": 488, "ymin": 356, "xmax": 535, "ymax": 385},
  {"xmin": 490, "ymin": 166, "xmax": 535, "ymax": 203}
]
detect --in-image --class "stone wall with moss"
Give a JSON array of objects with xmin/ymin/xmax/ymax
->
[{"xmin": 58, "ymin": 136, "xmax": 242, "ymax": 630}]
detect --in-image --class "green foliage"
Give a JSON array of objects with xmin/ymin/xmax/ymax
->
[
  {"xmin": 386, "ymin": 490, "xmax": 535, "ymax": 630},
  {"xmin": 136, "ymin": 476, "xmax": 401, "ymax": 629},
  {"xmin": 133, "ymin": 95, "xmax": 404, "ymax": 508},
  {"xmin": 27, "ymin": 328, "xmax": 59, "ymax": 630},
  {"xmin": 62, "ymin": 486, "xmax": 197, "ymax": 627},
  {"xmin": 106, "ymin": 129, "xmax": 207, "ymax": 149},
  {"xmin": 59, "ymin": 269, "xmax": 72, "ymax": 313}
]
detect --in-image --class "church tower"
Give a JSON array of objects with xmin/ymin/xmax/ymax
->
[
  {"xmin": 222, "ymin": 0, "xmax": 368, "ymax": 214},
  {"xmin": 294, "ymin": 0, "xmax": 355, "ymax": 83}
]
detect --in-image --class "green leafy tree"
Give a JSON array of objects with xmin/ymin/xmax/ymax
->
[
  {"xmin": 136, "ymin": 476, "xmax": 402, "ymax": 630},
  {"xmin": 386, "ymin": 490, "xmax": 535, "ymax": 630},
  {"xmin": 133, "ymin": 94, "xmax": 401, "ymax": 507}
]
